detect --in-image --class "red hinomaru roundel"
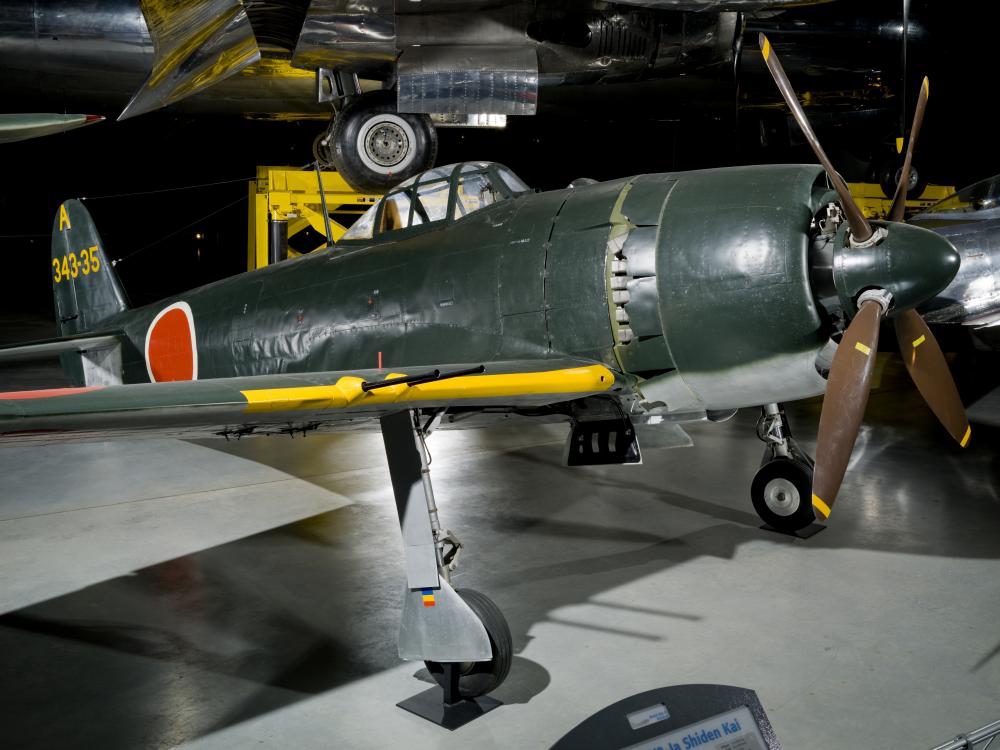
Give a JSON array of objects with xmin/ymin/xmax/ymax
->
[{"xmin": 144, "ymin": 301, "xmax": 198, "ymax": 382}]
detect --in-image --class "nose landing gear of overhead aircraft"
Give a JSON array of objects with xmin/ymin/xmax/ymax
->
[
  {"xmin": 751, "ymin": 403, "xmax": 818, "ymax": 534},
  {"xmin": 314, "ymin": 90, "xmax": 438, "ymax": 193},
  {"xmin": 380, "ymin": 409, "xmax": 510, "ymax": 727}
]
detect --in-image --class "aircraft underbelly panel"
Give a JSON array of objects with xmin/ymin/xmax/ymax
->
[{"xmin": 397, "ymin": 45, "xmax": 538, "ymax": 115}]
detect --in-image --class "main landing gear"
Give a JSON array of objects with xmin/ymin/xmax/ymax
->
[
  {"xmin": 379, "ymin": 409, "xmax": 511, "ymax": 727},
  {"xmin": 314, "ymin": 90, "xmax": 438, "ymax": 193},
  {"xmin": 751, "ymin": 403, "xmax": 817, "ymax": 534}
]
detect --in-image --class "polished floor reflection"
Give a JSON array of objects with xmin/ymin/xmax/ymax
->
[{"xmin": 1, "ymin": 354, "xmax": 999, "ymax": 749}]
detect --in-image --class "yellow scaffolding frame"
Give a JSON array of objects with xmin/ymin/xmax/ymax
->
[
  {"xmin": 847, "ymin": 182, "xmax": 954, "ymax": 220},
  {"xmin": 248, "ymin": 166, "xmax": 383, "ymax": 271}
]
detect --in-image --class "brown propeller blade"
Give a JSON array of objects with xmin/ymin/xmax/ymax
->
[
  {"xmin": 888, "ymin": 77, "xmax": 929, "ymax": 223},
  {"xmin": 894, "ymin": 308, "xmax": 971, "ymax": 447},
  {"xmin": 812, "ymin": 299, "xmax": 884, "ymax": 521},
  {"xmin": 759, "ymin": 33, "xmax": 873, "ymax": 243}
]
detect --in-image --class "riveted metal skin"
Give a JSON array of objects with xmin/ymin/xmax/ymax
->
[{"xmin": 31, "ymin": 161, "xmax": 961, "ymax": 424}]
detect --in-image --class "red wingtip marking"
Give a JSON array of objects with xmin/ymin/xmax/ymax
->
[
  {"xmin": 0, "ymin": 386, "xmax": 104, "ymax": 400},
  {"xmin": 84, "ymin": 115, "xmax": 104, "ymax": 123}
]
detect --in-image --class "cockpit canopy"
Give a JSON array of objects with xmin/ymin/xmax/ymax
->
[{"xmin": 341, "ymin": 161, "xmax": 531, "ymax": 241}]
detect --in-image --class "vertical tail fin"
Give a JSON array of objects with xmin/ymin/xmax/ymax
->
[{"xmin": 52, "ymin": 199, "xmax": 129, "ymax": 336}]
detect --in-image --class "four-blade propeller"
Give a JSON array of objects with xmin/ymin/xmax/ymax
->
[{"xmin": 759, "ymin": 34, "xmax": 971, "ymax": 523}]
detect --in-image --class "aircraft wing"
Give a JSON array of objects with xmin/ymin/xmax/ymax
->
[
  {"xmin": 0, "ymin": 114, "xmax": 104, "ymax": 144},
  {"xmin": 0, "ymin": 359, "xmax": 621, "ymax": 446}
]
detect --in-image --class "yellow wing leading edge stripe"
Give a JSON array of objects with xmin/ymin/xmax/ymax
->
[
  {"xmin": 811, "ymin": 494, "xmax": 831, "ymax": 519},
  {"xmin": 241, "ymin": 365, "xmax": 615, "ymax": 413}
]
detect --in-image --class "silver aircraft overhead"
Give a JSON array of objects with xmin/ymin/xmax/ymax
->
[
  {"xmin": 910, "ymin": 177, "xmax": 1000, "ymax": 347},
  {"xmin": 0, "ymin": 0, "xmax": 827, "ymax": 190}
]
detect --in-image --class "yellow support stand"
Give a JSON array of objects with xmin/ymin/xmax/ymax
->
[
  {"xmin": 847, "ymin": 182, "xmax": 955, "ymax": 220},
  {"xmin": 248, "ymin": 166, "xmax": 383, "ymax": 271}
]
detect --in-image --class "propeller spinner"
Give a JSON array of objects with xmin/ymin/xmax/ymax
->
[{"xmin": 759, "ymin": 34, "xmax": 969, "ymax": 523}]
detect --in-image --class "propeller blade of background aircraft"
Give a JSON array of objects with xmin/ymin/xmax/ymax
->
[
  {"xmin": 811, "ymin": 299, "xmax": 885, "ymax": 521},
  {"xmin": 888, "ymin": 77, "xmax": 929, "ymax": 222},
  {"xmin": 759, "ymin": 33, "xmax": 873, "ymax": 243},
  {"xmin": 894, "ymin": 308, "xmax": 971, "ymax": 446}
]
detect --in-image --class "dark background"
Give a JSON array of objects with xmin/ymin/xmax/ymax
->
[{"xmin": 0, "ymin": 0, "xmax": 994, "ymax": 321}]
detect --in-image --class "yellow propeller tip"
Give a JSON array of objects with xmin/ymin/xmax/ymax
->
[
  {"xmin": 760, "ymin": 34, "xmax": 771, "ymax": 60},
  {"xmin": 811, "ymin": 494, "xmax": 831, "ymax": 519},
  {"xmin": 923, "ymin": 77, "xmax": 929, "ymax": 98},
  {"xmin": 896, "ymin": 137, "xmax": 905, "ymax": 154},
  {"xmin": 960, "ymin": 425, "xmax": 971, "ymax": 448}
]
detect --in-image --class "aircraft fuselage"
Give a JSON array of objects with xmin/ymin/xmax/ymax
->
[{"xmin": 56, "ymin": 164, "xmax": 843, "ymax": 413}]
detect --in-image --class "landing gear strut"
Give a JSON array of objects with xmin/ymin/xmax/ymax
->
[
  {"xmin": 751, "ymin": 403, "xmax": 817, "ymax": 534},
  {"xmin": 380, "ymin": 409, "xmax": 510, "ymax": 727}
]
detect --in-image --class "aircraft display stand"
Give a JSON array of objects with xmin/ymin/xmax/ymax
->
[
  {"xmin": 549, "ymin": 684, "xmax": 781, "ymax": 750},
  {"xmin": 397, "ymin": 663, "xmax": 502, "ymax": 730},
  {"xmin": 760, "ymin": 522, "xmax": 826, "ymax": 540}
]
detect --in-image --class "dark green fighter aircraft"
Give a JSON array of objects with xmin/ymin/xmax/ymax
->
[{"xmin": 0, "ymin": 38, "xmax": 972, "ymax": 701}]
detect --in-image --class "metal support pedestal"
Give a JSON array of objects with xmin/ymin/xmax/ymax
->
[{"xmin": 397, "ymin": 663, "xmax": 503, "ymax": 730}]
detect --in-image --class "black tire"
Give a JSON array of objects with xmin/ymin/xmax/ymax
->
[
  {"xmin": 329, "ymin": 90, "xmax": 438, "ymax": 193},
  {"xmin": 425, "ymin": 588, "xmax": 512, "ymax": 699},
  {"xmin": 878, "ymin": 156, "xmax": 927, "ymax": 201},
  {"xmin": 751, "ymin": 458, "xmax": 816, "ymax": 533}
]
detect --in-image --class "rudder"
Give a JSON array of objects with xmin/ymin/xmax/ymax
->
[{"xmin": 52, "ymin": 199, "xmax": 128, "ymax": 336}]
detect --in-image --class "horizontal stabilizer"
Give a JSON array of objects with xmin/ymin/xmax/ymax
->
[
  {"xmin": 0, "ymin": 334, "xmax": 124, "ymax": 387},
  {"xmin": 119, "ymin": 0, "xmax": 261, "ymax": 120},
  {"xmin": 0, "ymin": 334, "xmax": 121, "ymax": 364}
]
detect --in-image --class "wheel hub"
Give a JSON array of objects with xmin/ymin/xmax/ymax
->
[
  {"xmin": 763, "ymin": 477, "xmax": 800, "ymax": 516},
  {"xmin": 365, "ymin": 122, "xmax": 409, "ymax": 168}
]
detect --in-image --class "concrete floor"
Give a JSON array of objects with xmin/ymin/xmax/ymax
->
[{"xmin": 1, "ymin": 343, "xmax": 999, "ymax": 748}]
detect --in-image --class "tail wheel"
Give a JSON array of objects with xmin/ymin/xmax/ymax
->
[
  {"xmin": 424, "ymin": 588, "xmax": 512, "ymax": 699},
  {"xmin": 328, "ymin": 90, "xmax": 437, "ymax": 192},
  {"xmin": 751, "ymin": 458, "xmax": 816, "ymax": 533}
]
